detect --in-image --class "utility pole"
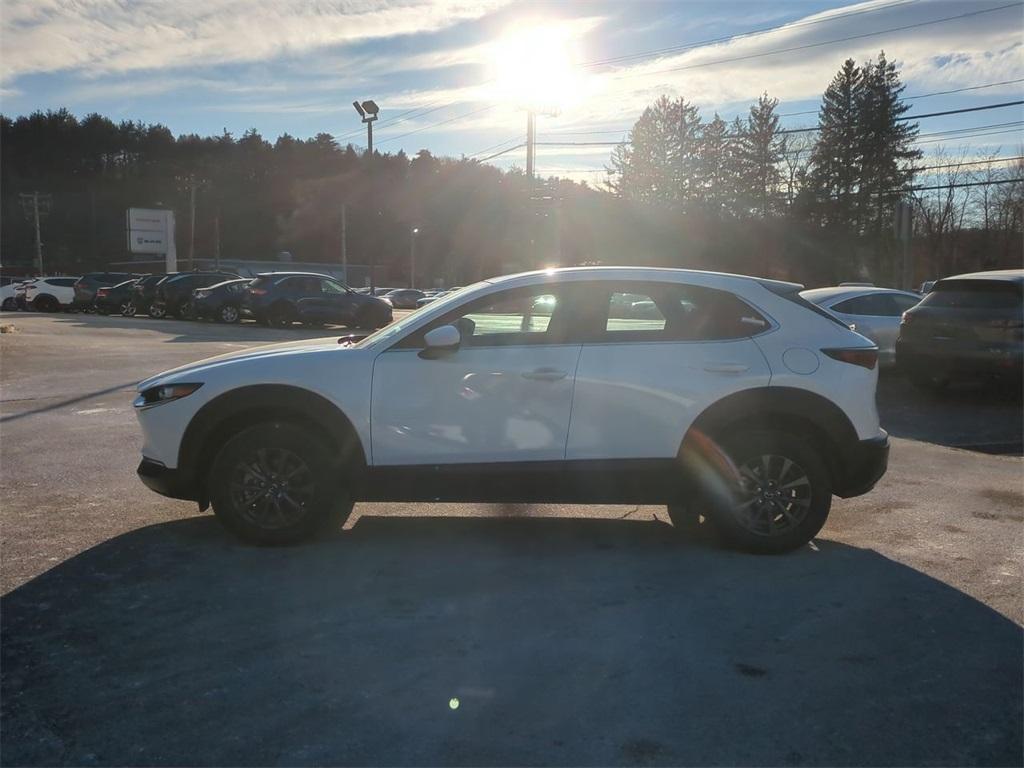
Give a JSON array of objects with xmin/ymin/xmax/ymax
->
[
  {"xmin": 188, "ymin": 176, "xmax": 197, "ymax": 271},
  {"xmin": 341, "ymin": 204, "xmax": 348, "ymax": 281},
  {"xmin": 19, "ymin": 191, "xmax": 51, "ymax": 274},
  {"xmin": 525, "ymin": 111, "xmax": 536, "ymax": 180},
  {"xmin": 409, "ymin": 227, "xmax": 419, "ymax": 288},
  {"xmin": 213, "ymin": 212, "xmax": 221, "ymax": 270}
]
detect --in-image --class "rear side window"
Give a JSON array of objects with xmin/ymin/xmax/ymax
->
[
  {"xmin": 45, "ymin": 278, "xmax": 77, "ymax": 287},
  {"xmin": 832, "ymin": 293, "xmax": 913, "ymax": 317},
  {"xmin": 920, "ymin": 280, "xmax": 1022, "ymax": 310},
  {"xmin": 594, "ymin": 282, "xmax": 769, "ymax": 342}
]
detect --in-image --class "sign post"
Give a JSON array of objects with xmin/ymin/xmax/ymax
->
[
  {"xmin": 894, "ymin": 201, "xmax": 913, "ymax": 290},
  {"xmin": 127, "ymin": 208, "xmax": 176, "ymax": 271}
]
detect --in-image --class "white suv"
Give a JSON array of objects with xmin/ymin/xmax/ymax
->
[
  {"xmin": 135, "ymin": 267, "xmax": 889, "ymax": 553},
  {"xmin": 19, "ymin": 276, "xmax": 79, "ymax": 311}
]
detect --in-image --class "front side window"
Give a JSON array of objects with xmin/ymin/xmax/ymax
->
[
  {"xmin": 832, "ymin": 293, "xmax": 907, "ymax": 317},
  {"xmin": 321, "ymin": 279, "xmax": 346, "ymax": 295},
  {"xmin": 394, "ymin": 285, "xmax": 568, "ymax": 349}
]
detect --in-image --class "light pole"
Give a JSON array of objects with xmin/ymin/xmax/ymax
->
[
  {"xmin": 352, "ymin": 100, "xmax": 379, "ymax": 154},
  {"xmin": 409, "ymin": 227, "xmax": 419, "ymax": 288}
]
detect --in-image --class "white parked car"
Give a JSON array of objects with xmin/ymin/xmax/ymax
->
[
  {"xmin": 134, "ymin": 267, "xmax": 889, "ymax": 553},
  {"xmin": 1, "ymin": 278, "xmax": 32, "ymax": 311},
  {"xmin": 800, "ymin": 286, "xmax": 921, "ymax": 367},
  {"xmin": 18, "ymin": 276, "xmax": 80, "ymax": 312}
]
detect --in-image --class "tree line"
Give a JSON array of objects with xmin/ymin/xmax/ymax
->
[{"xmin": 1, "ymin": 50, "xmax": 1020, "ymax": 286}]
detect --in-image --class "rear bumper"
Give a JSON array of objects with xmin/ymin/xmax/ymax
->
[
  {"xmin": 834, "ymin": 432, "xmax": 889, "ymax": 498},
  {"xmin": 897, "ymin": 340, "xmax": 1023, "ymax": 377},
  {"xmin": 137, "ymin": 458, "xmax": 197, "ymax": 501}
]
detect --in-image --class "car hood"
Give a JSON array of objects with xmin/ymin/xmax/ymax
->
[{"xmin": 137, "ymin": 337, "xmax": 354, "ymax": 391}]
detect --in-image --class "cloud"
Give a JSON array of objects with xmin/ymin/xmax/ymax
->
[{"xmin": 0, "ymin": 0, "xmax": 509, "ymax": 82}]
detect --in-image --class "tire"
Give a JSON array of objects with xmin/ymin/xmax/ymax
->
[
  {"xmin": 1, "ymin": 298, "xmax": 14, "ymax": 311},
  {"xmin": 175, "ymin": 301, "xmax": 195, "ymax": 321},
  {"xmin": 122, "ymin": 301, "xmax": 137, "ymax": 317},
  {"xmin": 149, "ymin": 303, "xmax": 167, "ymax": 319},
  {"xmin": 209, "ymin": 422, "xmax": 350, "ymax": 545},
  {"xmin": 266, "ymin": 303, "xmax": 295, "ymax": 328},
  {"xmin": 672, "ymin": 430, "xmax": 832, "ymax": 554},
  {"xmin": 33, "ymin": 295, "xmax": 59, "ymax": 313},
  {"xmin": 218, "ymin": 304, "xmax": 240, "ymax": 324}
]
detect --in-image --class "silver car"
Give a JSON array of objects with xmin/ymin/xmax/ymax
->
[{"xmin": 801, "ymin": 286, "xmax": 922, "ymax": 367}]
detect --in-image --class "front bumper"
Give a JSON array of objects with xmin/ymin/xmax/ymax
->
[
  {"xmin": 835, "ymin": 432, "xmax": 889, "ymax": 498},
  {"xmin": 137, "ymin": 458, "xmax": 198, "ymax": 501}
]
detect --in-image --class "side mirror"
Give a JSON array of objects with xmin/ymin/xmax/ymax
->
[{"xmin": 419, "ymin": 324, "xmax": 461, "ymax": 359}]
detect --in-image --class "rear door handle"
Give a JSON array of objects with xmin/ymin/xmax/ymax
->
[
  {"xmin": 522, "ymin": 367, "xmax": 569, "ymax": 381},
  {"xmin": 703, "ymin": 363, "xmax": 749, "ymax": 373}
]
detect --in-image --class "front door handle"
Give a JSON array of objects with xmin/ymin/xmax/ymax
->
[
  {"xmin": 522, "ymin": 367, "xmax": 568, "ymax": 381},
  {"xmin": 704, "ymin": 363, "xmax": 749, "ymax": 373}
]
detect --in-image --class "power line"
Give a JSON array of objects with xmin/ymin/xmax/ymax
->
[
  {"xmin": 778, "ymin": 78, "xmax": 1024, "ymax": 117},
  {"xmin": 539, "ymin": 83, "xmax": 1024, "ymax": 139},
  {"xmin": 774, "ymin": 101, "xmax": 1024, "ymax": 135},
  {"xmin": 474, "ymin": 143, "xmax": 526, "ymax": 162},
  {"xmin": 579, "ymin": 0, "xmax": 921, "ymax": 69},
  {"xmin": 374, "ymin": 104, "xmax": 497, "ymax": 145},
  {"xmin": 466, "ymin": 135, "xmax": 523, "ymax": 159},
  {"xmin": 625, "ymin": 3, "xmax": 1022, "ymax": 79},
  {"xmin": 903, "ymin": 177, "xmax": 1023, "ymax": 192}
]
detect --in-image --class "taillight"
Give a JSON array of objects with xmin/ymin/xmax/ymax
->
[
  {"xmin": 96, "ymin": 288, "xmax": 109, "ymax": 297},
  {"xmin": 822, "ymin": 347, "xmax": 878, "ymax": 370},
  {"xmin": 900, "ymin": 311, "xmax": 913, "ymax": 325},
  {"xmin": 249, "ymin": 287, "xmax": 268, "ymax": 296}
]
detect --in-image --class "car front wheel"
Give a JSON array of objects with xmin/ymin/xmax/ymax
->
[
  {"xmin": 218, "ymin": 304, "xmax": 240, "ymax": 323},
  {"xmin": 209, "ymin": 422, "xmax": 351, "ymax": 545},
  {"xmin": 672, "ymin": 430, "xmax": 832, "ymax": 554}
]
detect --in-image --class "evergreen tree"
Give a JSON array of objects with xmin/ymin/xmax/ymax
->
[
  {"xmin": 808, "ymin": 59, "xmax": 863, "ymax": 228},
  {"xmin": 666, "ymin": 96, "xmax": 703, "ymax": 210},
  {"xmin": 609, "ymin": 96, "xmax": 680, "ymax": 207},
  {"xmin": 738, "ymin": 93, "xmax": 785, "ymax": 217},
  {"xmin": 856, "ymin": 51, "xmax": 921, "ymax": 236}
]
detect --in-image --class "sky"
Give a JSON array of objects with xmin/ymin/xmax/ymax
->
[{"xmin": 2, "ymin": 0, "xmax": 1022, "ymax": 184}]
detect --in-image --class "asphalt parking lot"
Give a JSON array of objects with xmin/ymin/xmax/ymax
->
[{"xmin": 1, "ymin": 312, "xmax": 1022, "ymax": 766}]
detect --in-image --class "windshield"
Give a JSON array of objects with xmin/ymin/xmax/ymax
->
[{"xmin": 355, "ymin": 282, "xmax": 487, "ymax": 347}]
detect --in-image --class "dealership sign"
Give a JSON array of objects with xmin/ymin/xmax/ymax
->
[{"xmin": 126, "ymin": 208, "xmax": 176, "ymax": 270}]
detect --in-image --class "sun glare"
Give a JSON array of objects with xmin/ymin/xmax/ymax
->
[{"xmin": 489, "ymin": 22, "xmax": 587, "ymax": 114}]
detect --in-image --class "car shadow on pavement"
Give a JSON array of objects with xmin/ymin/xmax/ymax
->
[{"xmin": 2, "ymin": 515, "xmax": 1021, "ymax": 767}]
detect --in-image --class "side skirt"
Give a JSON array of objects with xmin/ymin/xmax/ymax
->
[{"xmin": 354, "ymin": 459, "xmax": 685, "ymax": 505}]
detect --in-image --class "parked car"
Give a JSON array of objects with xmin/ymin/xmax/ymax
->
[
  {"xmin": 1, "ymin": 277, "xmax": 33, "ymax": 311},
  {"xmin": 191, "ymin": 279, "xmax": 252, "ymax": 323},
  {"xmin": 94, "ymin": 279, "xmax": 141, "ymax": 315},
  {"xmin": 241, "ymin": 272, "xmax": 392, "ymax": 328},
  {"xmin": 21, "ymin": 276, "xmax": 80, "ymax": 312},
  {"xmin": 125, "ymin": 273, "xmax": 175, "ymax": 317},
  {"xmin": 150, "ymin": 271, "xmax": 240, "ymax": 319},
  {"xmin": 73, "ymin": 272, "xmax": 140, "ymax": 311},
  {"xmin": 134, "ymin": 266, "xmax": 888, "ymax": 553},
  {"xmin": 800, "ymin": 286, "xmax": 921, "ymax": 367},
  {"xmin": 372, "ymin": 287, "xmax": 398, "ymax": 297},
  {"xmin": 383, "ymin": 288, "xmax": 426, "ymax": 309},
  {"xmin": 416, "ymin": 290, "xmax": 449, "ymax": 307},
  {"xmin": 897, "ymin": 269, "xmax": 1023, "ymax": 390}
]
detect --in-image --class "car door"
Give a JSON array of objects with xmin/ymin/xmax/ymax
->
[
  {"xmin": 566, "ymin": 281, "xmax": 772, "ymax": 460},
  {"xmin": 829, "ymin": 293, "xmax": 916, "ymax": 364},
  {"xmin": 371, "ymin": 284, "xmax": 582, "ymax": 465},
  {"xmin": 318, "ymin": 279, "xmax": 356, "ymax": 323}
]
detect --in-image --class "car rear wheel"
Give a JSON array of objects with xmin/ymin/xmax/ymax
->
[
  {"xmin": 218, "ymin": 304, "xmax": 240, "ymax": 324},
  {"xmin": 671, "ymin": 430, "xmax": 832, "ymax": 554},
  {"xmin": 1, "ymin": 298, "xmax": 14, "ymax": 311},
  {"xmin": 149, "ymin": 303, "xmax": 167, "ymax": 319},
  {"xmin": 33, "ymin": 295, "xmax": 59, "ymax": 313},
  {"xmin": 122, "ymin": 301, "xmax": 137, "ymax": 317},
  {"xmin": 209, "ymin": 422, "xmax": 350, "ymax": 545},
  {"xmin": 175, "ymin": 301, "xmax": 195, "ymax": 320}
]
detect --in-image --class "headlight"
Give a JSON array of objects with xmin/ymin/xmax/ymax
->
[{"xmin": 133, "ymin": 382, "xmax": 203, "ymax": 408}]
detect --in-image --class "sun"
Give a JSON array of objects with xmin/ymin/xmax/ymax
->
[{"xmin": 489, "ymin": 22, "xmax": 586, "ymax": 114}]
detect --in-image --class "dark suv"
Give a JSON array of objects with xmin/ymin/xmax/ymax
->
[
  {"xmin": 191, "ymin": 279, "xmax": 252, "ymax": 323},
  {"xmin": 73, "ymin": 272, "xmax": 141, "ymax": 310},
  {"xmin": 150, "ymin": 271, "xmax": 240, "ymax": 319},
  {"xmin": 241, "ymin": 272, "xmax": 392, "ymax": 328},
  {"xmin": 897, "ymin": 269, "xmax": 1023, "ymax": 390},
  {"xmin": 126, "ymin": 273, "xmax": 176, "ymax": 317}
]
